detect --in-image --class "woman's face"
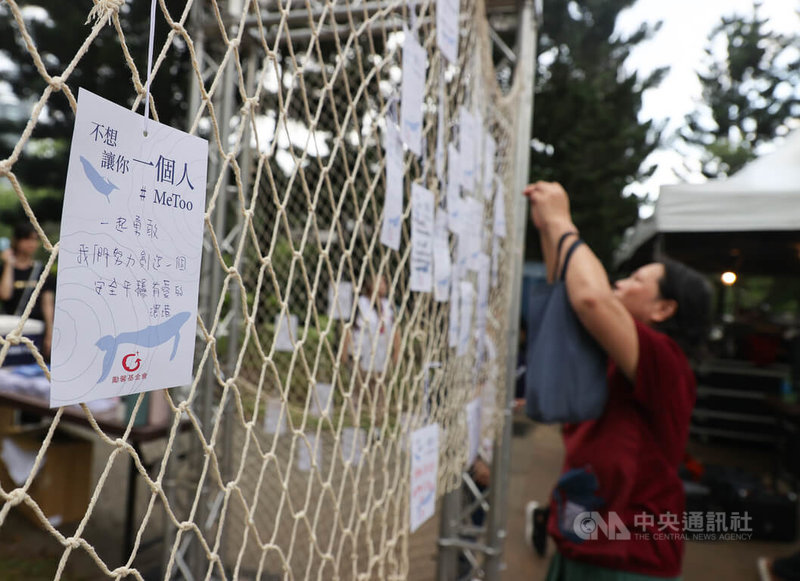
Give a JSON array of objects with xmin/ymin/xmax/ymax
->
[
  {"xmin": 14, "ymin": 233, "xmax": 40, "ymax": 258},
  {"xmin": 613, "ymin": 263, "xmax": 668, "ymax": 324}
]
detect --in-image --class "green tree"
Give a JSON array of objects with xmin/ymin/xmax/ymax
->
[
  {"xmin": 528, "ymin": 0, "xmax": 666, "ymax": 267},
  {"xmin": 0, "ymin": 1, "xmax": 191, "ymax": 191},
  {"xmin": 680, "ymin": 3, "xmax": 800, "ymax": 178}
]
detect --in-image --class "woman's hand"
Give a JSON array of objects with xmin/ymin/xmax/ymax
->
[
  {"xmin": 1, "ymin": 248, "xmax": 14, "ymax": 268},
  {"xmin": 523, "ymin": 181, "xmax": 573, "ymax": 232}
]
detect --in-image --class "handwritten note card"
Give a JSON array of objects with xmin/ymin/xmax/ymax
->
[
  {"xmin": 328, "ymin": 281, "xmax": 353, "ymax": 320},
  {"xmin": 457, "ymin": 281, "xmax": 474, "ymax": 357},
  {"xmin": 297, "ymin": 434, "xmax": 322, "ymax": 472},
  {"xmin": 459, "ymin": 108, "xmax": 476, "ymax": 192},
  {"xmin": 446, "ymin": 143, "xmax": 462, "ymax": 233},
  {"xmin": 436, "ymin": 0, "xmax": 459, "ymax": 63},
  {"xmin": 475, "ymin": 254, "xmax": 490, "ymax": 360},
  {"xmin": 51, "ymin": 88, "xmax": 208, "ymax": 407},
  {"xmin": 380, "ymin": 121, "xmax": 404, "ymax": 250},
  {"xmin": 410, "ymin": 184, "xmax": 435, "ymax": 293},
  {"xmin": 465, "ymin": 398, "xmax": 481, "ymax": 467},
  {"xmin": 410, "ymin": 422, "xmax": 439, "ymax": 532},
  {"xmin": 401, "ymin": 34, "xmax": 427, "ymax": 157},
  {"xmin": 341, "ymin": 427, "xmax": 366, "ymax": 465},
  {"xmin": 433, "ymin": 209, "xmax": 451, "ymax": 302},
  {"xmin": 264, "ymin": 396, "xmax": 288, "ymax": 435},
  {"xmin": 274, "ymin": 313, "xmax": 299, "ymax": 352},
  {"xmin": 465, "ymin": 197, "xmax": 484, "ymax": 271},
  {"xmin": 310, "ymin": 382, "xmax": 334, "ymax": 418}
]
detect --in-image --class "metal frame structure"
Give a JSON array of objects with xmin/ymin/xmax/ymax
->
[
  {"xmin": 179, "ymin": 0, "xmax": 538, "ymax": 578},
  {"xmin": 436, "ymin": 0, "xmax": 538, "ymax": 578}
]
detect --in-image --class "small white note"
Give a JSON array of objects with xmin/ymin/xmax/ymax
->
[
  {"xmin": 380, "ymin": 121, "xmax": 404, "ymax": 250},
  {"xmin": 410, "ymin": 184, "xmax": 435, "ymax": 293},
  {"xmin": 400, "ymin": 34, "xmax": 427, "ymax": 156}
]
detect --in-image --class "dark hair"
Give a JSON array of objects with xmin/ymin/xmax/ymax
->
[
  {"xmin": 12, "ymin": 221, "xmax": 36, "ymax": 241},
  {"xmin": 654, "ymin": 257, "xmax": 713, "ymax": 361}
]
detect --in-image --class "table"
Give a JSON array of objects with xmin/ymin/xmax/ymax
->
[{"xmin": 0, "ymin": 388, "xmax": 188, "ymax": 557}]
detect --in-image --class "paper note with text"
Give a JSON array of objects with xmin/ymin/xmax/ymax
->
[{"xmin": 51, "ymin": 89, "xmax": 207, "ymax": 407}]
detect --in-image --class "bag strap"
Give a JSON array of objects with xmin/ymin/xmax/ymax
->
[
  {"xmin": 558, "ymin": 238, "xmax": 584, "ymax": 281},
  {"xmin": 550, "ymin": 231, "xmax": 578, "ymax": 281},
  {"xmin": 13, "ymin": 260, "xmax": 42, "ymax": 317}
]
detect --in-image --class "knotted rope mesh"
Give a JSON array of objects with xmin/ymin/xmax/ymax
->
[{"xmin": 0, "ymin": 0, "xmax": 525, "ymax": 578}]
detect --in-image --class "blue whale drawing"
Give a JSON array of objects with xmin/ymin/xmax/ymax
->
[
  {"xmin": 80, "ymin": 156, "xmax": 119, "ymax": 202},
  {"xmin": 95, "ymin": 311, "xmax": 192, "ymax": 383}
]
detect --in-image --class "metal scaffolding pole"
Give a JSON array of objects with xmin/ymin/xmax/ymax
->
[
  {"xmin": 189, "ymin": 0, "xmax": 238, "ymax": 576},
  {"xmin": 484, "ymin": 0, "xmax": 538, "ymax": 578}
]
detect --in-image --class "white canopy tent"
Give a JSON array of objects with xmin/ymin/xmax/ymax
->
[{"xmin": 615, "ymin": 130, "xmax": 800, "ymax": 275}]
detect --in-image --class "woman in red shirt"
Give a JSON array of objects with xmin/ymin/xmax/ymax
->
[{"xmin": 524, "ymin": 181, "xmax": 712, "ymax": 580}]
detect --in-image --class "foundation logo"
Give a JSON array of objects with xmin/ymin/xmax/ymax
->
[{"xmin": 122, "ymin": 352, "xmax": 141, "ymax": 372}]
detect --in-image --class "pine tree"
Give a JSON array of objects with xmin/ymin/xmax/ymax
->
[
  {"xmin": 528, "ymin": 0, "xmax": 666, "ymax": 267},
  {"xmin": 680, "ymin": 3, "xmax": 800, "ymax": 178}
]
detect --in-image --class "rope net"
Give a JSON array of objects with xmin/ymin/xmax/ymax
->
[{"xmin": 0, "ymin": 0, "xmax": 525, "ymax": 578}]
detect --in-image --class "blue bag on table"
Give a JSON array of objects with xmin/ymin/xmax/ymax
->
[{"xmin": 525, "ymin": 235, "xmax": 607, "ymax": 423}]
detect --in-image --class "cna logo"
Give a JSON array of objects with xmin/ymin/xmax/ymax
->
[
  {"xmin": 122, "ymin": 352, "xmax": 142, "ymax": 372},
  {"xmin": 573, "ymin": 512, "xmax": 631, "ymax": 541}
]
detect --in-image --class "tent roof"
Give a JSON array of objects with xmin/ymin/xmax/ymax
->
[{"xmin": 615, "ymin": 130, "xmax": 800, "ymax": 274}]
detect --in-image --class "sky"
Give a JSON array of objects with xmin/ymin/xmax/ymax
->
[{"xmin": 613, "ymin": 0, "xmax": 800, "ymax": 214}]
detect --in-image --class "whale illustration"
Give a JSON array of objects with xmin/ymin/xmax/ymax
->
[
  {"xmin": 94, "ymin": 311, "xmax": 192, "ymax": 383},
  {"xmin": 80, "ymin": 156, "xmax": 119, "ymax": 202}
]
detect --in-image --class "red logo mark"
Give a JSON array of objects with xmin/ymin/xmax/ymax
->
[{"xmin": 122, "ymin": 352, "xmax": 141, "ymax": 372}]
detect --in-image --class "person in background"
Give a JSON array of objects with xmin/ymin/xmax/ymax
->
[
  {"xmin": 342, "ymin": 274, "xmax": 400, "ymax": 420},
  {"xmin": 524, "ymin": 181, "xmax": 712, "ymax": 580},
  {"xmin": 0, "ymin": 222, "xmax": 54, "ymax": 361}
]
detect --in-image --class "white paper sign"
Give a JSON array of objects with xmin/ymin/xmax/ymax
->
[
  {"xmin": 51, "ymin": 88, "xmax": 207, "ymax": 407},
  {"xmin": 474, "ymin": 113, "xmax": 485, "ymax": 195},
  {"xmin": 455, "ymin": 231, "xmax": 470, "ymax": 282},
  {"xmin": 264, "ymin": 396, "xmax": 288, "ymax": 435},
  {"xmin": 297, "ymin": 434, "xmax": 322, "ymax": 472},
  {"xmin": 310, "ymin": 382, "xmax": 334, "ymax": 418},
  {"xmin": 410, "ymin": 184, "xmax": 435, "ymax": 292},
  {"xmin": 465, "ymin": 398, "xmax": 481, "ymax": 467},
  {"xmin": 433, "ymin": 210, "xmax": 451, "ymax": 302},
  {"xmin": 380, "ymin": 121, "xmax": 404, "ymax": 250},
  {"xmin": 459, "ymin": 108, "xmax": 476, "ymax": 192},
  {"xmin": 341, "ymin": 427, "xmax": 366, "ymax": 465},
  {"xmin": 410, "ymin": 423, "xmax": 439, "ymax": 532},
  {"xmin": 401, "ymin": 34, "xmax": 427, "ymax": 156},
  {"xmin": 475, "ymin": 254, "xmax": 490, "ymax": 361},
  {"xmin": 483, "ymin": 135, "xmax": 496, "ymax": 200},
  {"xmin": 457, "ymin": 282, "xmax": 474, "ymax": 356},
  {"xmin": 446, "ymin": 143, "xmax": 462, "ymax": 233},
  {"xmin": 274, "ymin": 313, "xmax": 299, "ymax": 352},
  {"xmin": 493, "ymin": 178, "xmax": 506, "ymax": 238},
  {"xmin": 328, "ymin": 281, "xmax": 353, "ymax": 320},
  {"xmin": 436, "ymin": 0, "xmax": 459, "ymax": 63},
  {"xmin": 465, "ymin": 197, "xmax": 484, "ymax": 271}
]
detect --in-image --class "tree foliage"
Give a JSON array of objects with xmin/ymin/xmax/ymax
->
[
  {"xmin": 0, "ymin": 1, "xmax": 191, "ymax": 191},
  {"xmin": 528, "ymin": 0, "xmax": 666, "ymax": 267},
  {"xmin": 680, "ymin": 3, "xmax": 800, "ymax": 178}
]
